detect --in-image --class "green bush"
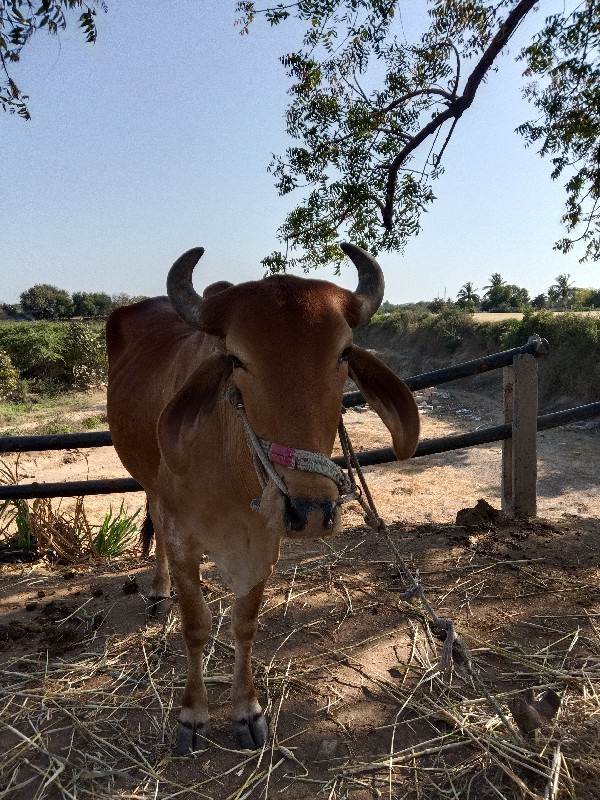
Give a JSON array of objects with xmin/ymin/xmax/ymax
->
[
  {"xmin": 0, "ymin": 322, "xmax": 65, "ymax": 389},
  {"xmin": 0, "ymin": 350, "xmax": 19, "ymax": 399},
  {"xmin": 499, "ymin": 311, "xmax": 600, "ymax": 401},
  {"xmin": 500, "ymin": 309, "xmax": 599, "ymax": 349},
  {"xmin": 62, "ymin": 321, "xmax": 108, "ymax": 390},
  {"xmin": 0, "ymin": 320, "xmax": 108, "ymax": 393},
  {"xmin": 421, "ymin": 305, "xmax": 476, "ymax": 353}
]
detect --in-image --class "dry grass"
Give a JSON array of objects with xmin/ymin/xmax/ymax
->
[
  {"xmin": 0, "ymin": 518, "xmax": 599, "ymax": 800},
  {"xmin": 474, "ymin": 311, "xmax": 600, "ymax": 323}
]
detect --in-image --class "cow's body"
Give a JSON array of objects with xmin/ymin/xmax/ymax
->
[{"xmin": 106, "ymin": 245, "xmax": 419, "ymax": 753}]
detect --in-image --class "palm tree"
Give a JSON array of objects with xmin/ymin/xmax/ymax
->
[
  {"xmin": 483, "ymin": 273, "xmax": 506, "ymax": 294},
  {"xmin": 481, "ymin": 273, "xmax": 510, "ymax": 310},
  {"xmin": 456, "ymin": 282, "xmax": 480, "ymax": 305},
  {"xmin": 549, "ymin": 274, "xmax": 575, "ymax": 308}
]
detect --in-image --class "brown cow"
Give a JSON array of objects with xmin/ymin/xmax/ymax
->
[{"xmin": 106, "ymin": 244, "xmax": 419, "ymax": 754}]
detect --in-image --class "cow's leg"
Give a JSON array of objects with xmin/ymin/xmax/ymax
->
[
  {"xmin": 170, "ymin": 554, "xmax": 212, "ymax": 755},
  {"xmin": 146, "ymin": 497, "xmax": 171, "ymax": 617},
  {"xmin": 231, "ymin": 579, "xmax": 269, "ymax": 749}
]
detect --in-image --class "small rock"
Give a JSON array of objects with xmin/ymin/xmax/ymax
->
[
  {"xmin": 456, "ymin": 499, "xmax": 507, "ymax": 530},
  {"xmin": 25, "ymin": 602, "xmax": 38, "ymax": 612},
  {"xmin": 122, "ymin": 577, "xmax": 139, "ymax": 595}
]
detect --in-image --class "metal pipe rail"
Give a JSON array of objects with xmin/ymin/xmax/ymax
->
[
  {"xmin": 0, "ymin": 336, "xmax": 550, "ymax": 455},
  {"xmin": 1, "ymin": 401, "xmax": 598, "ymax": 501}
]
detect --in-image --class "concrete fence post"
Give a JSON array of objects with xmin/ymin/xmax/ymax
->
[{"xmin": 501, "ymin": 353, "xmax": 539, "ymax": 517}]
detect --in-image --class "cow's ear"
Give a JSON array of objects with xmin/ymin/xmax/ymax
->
[
  {"xmin": 158, "ymin": 352, "xmax": 232, "ymax": 474},
  {"xmin": 348, "ymin": 345, "xmax": 420, "ymax": 460}
]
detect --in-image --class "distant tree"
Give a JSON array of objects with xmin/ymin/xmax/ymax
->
[
  {"xmin": 546, "ymin": 286, "xmax": 561, "ymax": 309},
  {"xmin": 0, "ymin": 303, "xmax": 26, "ymax": 321},
  {"xmin": 508, "ymin": 285, "xmax": 531, "ymax": 310},
  {"xmin": 378, "ymin": 300, "xmax": 400, "ymax": 314},
  {"xmin": 20, "ymin": 284, "xmax": 74, "ymax": 320},
  {"xmin": 428, "ymin": 297, "xmax": 453, "ymax": 313},
  {"xmin": 532, "ymin": 293, "xmax": 548, "ymax": 310},
  {"xmin": 549, "ymin": 274, "xmax": 576, "ymax": 309},
  {"xmin": 483, "ymin": 274, "xmax": 506, "ymax": 293},
  {"xmin": 481, "ymin": 275, "xmax": 529, "ymax": 311},
  {"xmin": 1, "ymin": 1, "xmax": 105, "ymax": 120},
  {"xmin": 72, "ymin": 291, "xmax": 114, "ymax": 318},
  {"xmin": 456, "ymin": 282, "xmax": 480, "ymax": 308},
  {"xmin": 572, "ymin": 288, "xmax": 600, "ymax": 309},
  {"xmin": 481, "ymin": 274, "xmax": 509, "ymax": 311},
  {"xmin": 110, "ymin": 293, "xmax": 148, "ymax": 308}
]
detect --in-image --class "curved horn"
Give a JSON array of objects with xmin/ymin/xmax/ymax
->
[
  {"xmin": 340, "ymin": 242, "xmax": 385, "ymax": 323},
  {"xmin": 167, "ymin": 247, "xmax": 206, "ymax": 329}
]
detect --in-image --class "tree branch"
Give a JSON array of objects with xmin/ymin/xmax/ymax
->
[{"xmin": 381, "ymin": 0, "xmax": 539, "ymax": 230}]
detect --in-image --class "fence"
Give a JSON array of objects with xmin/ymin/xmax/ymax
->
[{"xmin": 1, "ymin": 334, "xmax": 599, "ymax": 518}]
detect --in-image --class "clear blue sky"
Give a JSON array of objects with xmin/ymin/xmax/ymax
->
[{"xmin": 2, "ymin": 1, "xmax": 597, "ymax": 306}]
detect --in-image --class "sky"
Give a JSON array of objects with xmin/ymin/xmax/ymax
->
[{"xmin": 2, "ymin": 1, "xmax": 598, "ymax": 306}]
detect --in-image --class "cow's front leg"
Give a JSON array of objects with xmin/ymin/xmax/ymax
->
[
  {"xmin": 231, "ymin": 579, "xmax": 268, "ymax": 749},
  {"xmin": 170, "ymin": 554, "xmax": 212, "ymax": 755}
]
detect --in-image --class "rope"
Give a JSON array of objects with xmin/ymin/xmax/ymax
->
[
  {"xmin": 227, "ymin": 385, "xmax": 355, "ymax": 502},
  {"xmin": 337, "ymin": 415, "xmax": 521, "ymax": 736},
  {"xmin": 337, "ymin": 416, "xmax": 464, "ymax": 672},
  {"xmin": 226, "ymin": 383, "xmax": 520, "ymax": 732}
]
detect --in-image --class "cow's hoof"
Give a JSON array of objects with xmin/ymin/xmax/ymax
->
[
  {"xmin": 174, "ymin": 721, "xmax": 209, "ymax": 756},
  {"xmin": 146, "ymin": 595, "xmax": 169, "ymax": 618},
  {"xmin": 234, "ymin": 711, "xmax": 269, "ymax": 750}
]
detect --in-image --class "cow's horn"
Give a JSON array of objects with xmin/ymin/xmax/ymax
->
[
  {"xmin": 167, "ymin": 247, "xmax": 206, "ymax": 329},
  {"xmin": 341, "ymin": 242, "xmax": 385, "ymax": 323}
]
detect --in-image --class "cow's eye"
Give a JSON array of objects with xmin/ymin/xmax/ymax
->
[
  {"xmin": 228, "ymin": 354, "xmax": 245, "ymax": 370},
  {"xmin": 339, "ymin": 346, "xmax": 353, "ymax": 363}
]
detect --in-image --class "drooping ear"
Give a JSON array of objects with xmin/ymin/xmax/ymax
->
[
  {"xmin": 348, "ymin": 346, "xmax": 420, "ymax": 460},
  {"xmin": 157, "ymin": 352, "xmax": 232, "ymax": 474}
]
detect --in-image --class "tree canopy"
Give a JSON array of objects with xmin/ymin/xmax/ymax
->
[
  {"xmin": 238, "ymin": 0, "xmax": 600, "ymax": 270},
  {"xmin": 0, "ymin": 0, "xmax": 104, "ymax": 119},
  {"xmin": 16, "ymin": 285, "xmax": 144, "ymax": 320},
  {"xmin": 20, "ymin": 284, "xmax": 74, "ymax": 319}
]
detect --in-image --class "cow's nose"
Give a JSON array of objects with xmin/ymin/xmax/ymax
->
[{"xmin": 284, "ymin": 497, "xmax": 338, "ymax": 533}]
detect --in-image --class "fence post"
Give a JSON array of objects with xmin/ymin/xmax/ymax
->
[{"xmin": 501, "ymin": 353, "xmax": 539, "ymax": 517}]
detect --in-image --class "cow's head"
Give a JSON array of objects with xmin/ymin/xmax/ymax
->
[{"xmin": 158, "ymin": 245, "xmax": 419, "ymax": 539}]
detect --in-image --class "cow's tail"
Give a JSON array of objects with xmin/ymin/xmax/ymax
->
[{"xmin": 140, "ymin": 498, "xmax": 155, "ymax": 558}]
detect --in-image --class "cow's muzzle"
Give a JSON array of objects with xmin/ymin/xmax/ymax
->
[{"xmin": 284, "ymin": 497, "xmax": 338, "ymax": 534}]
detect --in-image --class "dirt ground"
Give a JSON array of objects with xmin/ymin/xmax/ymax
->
[{"xmin": 0, "ymin": 383, "xmax": 599, "ymax": 799}]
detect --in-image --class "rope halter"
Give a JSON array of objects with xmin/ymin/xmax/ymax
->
[
  {"xmin": 225, "ymin": 385, "xmax": 355, "ymax": 507},
  {"xmin": 226, "ymin": 384, "xmax": 477, "ymax": 685}
]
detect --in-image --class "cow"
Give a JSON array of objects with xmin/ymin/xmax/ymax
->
[{"xmin": 106, "ymin": 243, "xmax": 420, "ymax": 754}]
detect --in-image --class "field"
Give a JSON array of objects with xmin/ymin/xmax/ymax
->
[
  {"xmin": 0, "ymin": 383, "xmax": 599, "ymax": 799},
  {"xmin": 474, "ymin": 310, "xmax": 600, "ymax": 323}
]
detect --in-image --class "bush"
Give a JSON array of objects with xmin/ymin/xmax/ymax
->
[
  {"xmin": 0, "ymin": 322, "xmax": 65, "ymax": 388},
  {"xmin": 62, "ymin": 322, "xmax": 108, "ymax": 389},
  {"xmin": 0, "ymin": 350, "xmax": 19, "ymax": 399},
  {"xmin": 422, "ymin": 305, "xmax": 476, "ymax": 352},
  {"xmin": 370, "ymin": 309, "xmax": 431, "ymax": 333},
  {"xmin": 498, "ymin": 310, "xmax": 600, "ymax": 402},
  {"xmin": 0, "ymin": 320, "xmax": 108, "ymax": 394}
]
